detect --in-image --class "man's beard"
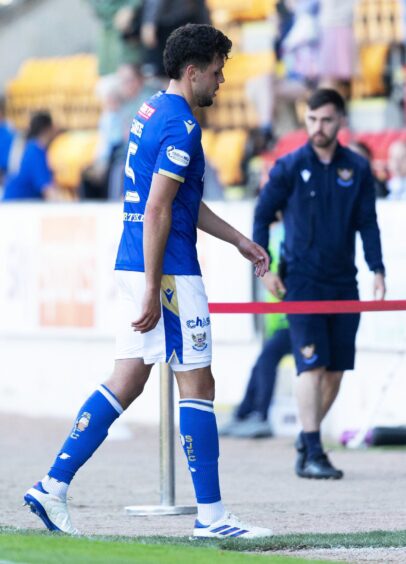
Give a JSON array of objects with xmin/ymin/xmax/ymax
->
[
  {"xmin": 310, "ymin": 126, "xmax": 339, "ymax": 148},
  {"xmin": 196, "ymin": 94, "xmax": 214, "ymax": 108}
]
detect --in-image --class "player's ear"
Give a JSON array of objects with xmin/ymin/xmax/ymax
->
[{"xmin": 185, "ymin": 64, "xmax": 198, "ymax": 82}]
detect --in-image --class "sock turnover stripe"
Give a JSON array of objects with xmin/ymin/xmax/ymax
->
[
  {"xmin": 98, "ymin": 385, "xmax": 123, "ymax": 415},
  {"xmin": 179, "ymin": 402, "xmax": 214, "ymax": 413},
  {"xmin": 179, "ymin": 398, "xmax": 213, "ymax": 406}
]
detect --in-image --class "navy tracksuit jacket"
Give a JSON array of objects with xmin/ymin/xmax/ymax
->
[{"xmin": 253, "ymin": 142, "xmax": 385, "ymax": 286}]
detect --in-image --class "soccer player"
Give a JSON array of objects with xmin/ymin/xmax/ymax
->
[
  {"xmin": 24, "ymin": 24, "xmax": 272, "ymax": 539},
  {"xmin": 254, "ymin": 88, "xmax": 386, "ymax": 479}
]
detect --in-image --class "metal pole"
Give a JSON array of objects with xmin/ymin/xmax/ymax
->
[
  {"xmin": 159, "ymin": 362, "xmax": 175, "ymax": 506},
  {"xmin": 125, "ymin": 363, "xmax": 196, "ymax": 516}
]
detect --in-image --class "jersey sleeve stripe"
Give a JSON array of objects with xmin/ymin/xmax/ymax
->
[{"xmin": 158, "ymin": 168, "xmax": 185, "ymax": 183}]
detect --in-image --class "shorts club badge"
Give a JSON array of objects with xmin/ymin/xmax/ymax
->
[{"xmin": 192, "ymin": 332, "xmax": 208, "ymax": 352}]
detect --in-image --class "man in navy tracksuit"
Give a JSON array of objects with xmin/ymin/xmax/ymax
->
[{"xmin": 254, "ymin": 89, "xmax": 386, "ymax": 479}]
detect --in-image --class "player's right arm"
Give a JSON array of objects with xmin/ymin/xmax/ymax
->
[{"xmin": 131, "ymin": 172, "xmax": 180, "ymax": 334}]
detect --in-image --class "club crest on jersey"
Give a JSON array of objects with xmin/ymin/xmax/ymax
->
[
  {"xmin": 300, "ymin": 344, "xmax": 318, "ymax": 364},
  {"xmin": 166, "ymin": 145, "xmax": 190, "ymax": 167},
  {"xmin": 192, "ymin": 332, "xmax": 208, "ymax": 351},
  {"xmin": 337, "ymin": 168, "xmax": 354, "ymax": 187},
  {"xmin": 138, "ymin": 102, "xmax": 156, "ymax": 120}
]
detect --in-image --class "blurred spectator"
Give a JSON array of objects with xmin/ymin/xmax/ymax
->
[
  {"xmin": 140, "ymin": 0, "xmax": 211, "ymax": 79},
  {"xmin": 80, "ymin": 74, "xmax": 124, "ymax": 200},
  {"xmin": 318, "ymin": 0, "xmax": 356, "ymax": 96},
  {"xmin": 87, "ymin": 0, "xmax": 145, "ymax": 74},
  {"xmin": 386, "ymin": 140, "xmax": 406, "ymax": 200},
  {"xmin": 2, "ymin": 112, "xmax": 60, "ymax": 201},
  {"xmin": 220, "ymin": 326, "xmax": 291, "ymax": 438},
  {"xmin": 349, "ymin": 140, "xmax": 389, "ymax": 199},
  {"xmin": 106, "ymin": 63, "xmax": 157, "ymax": 200},
  {"xmin": 245, "ymin": 0, "xmax": 318, "ymax": 149},
  {"xmin": 0, "ymin": 95, "xmax": 15, "ymax": 187},
  {"xmin": 117, "ymin": 63, "xmax": 158, "ymax": 139},
  {"xmin": 219, "ymin": 224, "xmax": 291, "ymax": 438}
]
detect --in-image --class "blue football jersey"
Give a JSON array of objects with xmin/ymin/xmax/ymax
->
[
  {"xmin": 115, "ymin": 91, "xmax": 205, "ymax": 275},
  {"xmin": 2, "ymin": 140, "xmax": 52, "ymax": 200}
]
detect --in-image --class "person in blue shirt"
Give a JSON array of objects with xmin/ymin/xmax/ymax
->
[
  {"xmin": 3, "ymin": 111, "xmax": 59, "ymax": 201},
  {"xmin": 24, "ymin": 24, "xmax": 272, "ymax": 539},
  {"xmin": 0, "ymin": 95, "xmax": 15, "ymax": 184},
  {"xmin": 254, "ymin": 89, "xmax": 386, "ymax": 480}
]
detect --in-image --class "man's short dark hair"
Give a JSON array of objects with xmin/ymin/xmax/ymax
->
[
  {"xmin": 307, "ymin": 88, "xmax": 346, "ymax": 115},
  {"xmin": 27, "ymin": 111, "xmax": 53, "ymax": 139},
  {"xmin": 163, "ymin": 24, "xmax": 232, "ymax": 79}
]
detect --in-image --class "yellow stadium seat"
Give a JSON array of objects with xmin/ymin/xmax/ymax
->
[
  {"xmin": 203, "ymin": 129, "xmax": 248, "ymax": 186},
  {"xmin": 48, "ymin": 130, "xmax": 99, "ymax": 191}
]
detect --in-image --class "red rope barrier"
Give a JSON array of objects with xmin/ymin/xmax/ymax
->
[{"xmin": 209, "ymin": 300, "xmax": 406, "ymax": 314}]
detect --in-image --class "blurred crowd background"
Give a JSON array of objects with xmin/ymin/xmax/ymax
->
[{"xmin": 1, "ymin": 0, "xmax": 406, "ymax": 202}]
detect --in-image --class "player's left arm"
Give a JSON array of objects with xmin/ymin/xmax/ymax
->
[
  {"xmin": 355, "ymin": 164, "xmax": 386, "ymax": 300},
  {"xmin": 198, "ymin": 201, "xmax": 269, "ymax": 277}
]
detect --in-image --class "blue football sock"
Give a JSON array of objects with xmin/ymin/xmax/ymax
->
[
  {"xmin": 179, "ymin": 398, "xmax": 221, "ymax": 504},
  {"xmin": 48, "ymin": 385, "xmax": 123, "ymax": 484},
  {"xmin": 303, "ymin": 430, "xmax": 323, "ymax": 460}
]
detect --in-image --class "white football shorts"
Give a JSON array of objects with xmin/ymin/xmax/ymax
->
[{"xmin": 115, "ymin": 271, "xmax": 212, "ymax": 371}]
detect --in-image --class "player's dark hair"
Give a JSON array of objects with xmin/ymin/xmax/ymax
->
[
  {"xmin": 163, "ymin": 24, "xmax": 232, "ymax": 79},
  {"xmin": 307, "ymin": 88, "xmax": 346, "ymax": 115},
  {"xmin": 27, "ymin": 111, "xmax": 53, "ymax": 139}
]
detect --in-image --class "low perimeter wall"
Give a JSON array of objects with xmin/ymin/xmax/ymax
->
[{"xmin": 0, "ymin": 200, "xmax": 405, "ymax": 438}]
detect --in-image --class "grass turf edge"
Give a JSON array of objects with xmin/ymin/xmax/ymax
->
[{"xmin": 1, "ymin": 526, "xmax": 406, "ymax": 552}]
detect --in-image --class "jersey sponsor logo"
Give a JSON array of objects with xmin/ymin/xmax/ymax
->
[
  {"xmin": 163, "ymin": 288, "xmax": 175, "ymax": 303},
  {"xmin": 124, "ymin": 190, "xmax": 140, "ymax": 203},
  {"xmin": 130, "ymin": 119, "xmax": 144, "ymax": 138},
  {"xmin": 300, "ymin": 344, "xmax": 318, "ymax": 364},
  {"xmin": 337, "ymin": 168, "xmax": 354, "ymax": 187},
  {"xmin": 166, "ymin": 145, "xmax": 190, "ymax": 167},
  {"xmin": 192, "ymin": 332, "xmax": 208, "ymax": 352},
  {"xmin": 300, "ymin": 169, "xmax": 311, "ymax": 183},
  {"xmin": 138, "ymin": 102, "xmax": 156, "ymax": 120},
  {"xmin": 123, "ymin": 212, "xmax": 144, "ymax": 222},
  {"xmin": 187, "ymin": 316, "xmax": 210, "ymax": 329},
  {"xmin": 184, "ymin": 119, "xmax": 196, "ymax": 134}
]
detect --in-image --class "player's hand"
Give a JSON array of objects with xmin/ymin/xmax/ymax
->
[
  {"xmin": 373, "ymin": 272, "xmax": 386, "ymax": 301},
  {"xmin": 236, "ymin": 237, "xmax": 270, "ymax": 277},
  {"xmin": 131, "ymin": 289, "xmax": 161, "ymax": 333},
  {"xmin": 262, "ymin": 271, "xmax": 286, "ymax": 299}
]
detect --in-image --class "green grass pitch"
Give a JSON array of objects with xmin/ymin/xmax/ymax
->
[{"xmin": 1, "ymin": 528, "xmax": 405, "ymax": 564}]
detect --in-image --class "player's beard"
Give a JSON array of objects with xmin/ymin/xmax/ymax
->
[{"xmin": 196, "ymin": 93, "xmax": 214, "ymax": 107}]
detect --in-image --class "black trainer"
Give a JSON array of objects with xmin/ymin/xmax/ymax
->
[
  {"xmin": 300, "ymin": 453, "xmax": 344, "ymax": 480},
  {"xmin": 294, "ymin": 433, "xmax": 307, "ymax": 476}
]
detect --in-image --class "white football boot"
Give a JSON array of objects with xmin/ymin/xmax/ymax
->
[
  {"xmin": 24, "ymin": 482, "xmax": 80, "ymax": 535},
  {"xmin": 193, "ymin": 511, "xmax": 272, "ymax": 539}
]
